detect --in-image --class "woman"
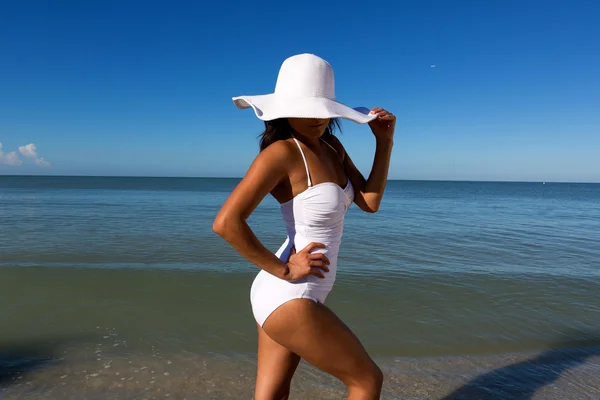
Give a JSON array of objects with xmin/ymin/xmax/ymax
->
[{"xmin": 213, "ymin": 53, "xmax": 395, "ymax": 400}]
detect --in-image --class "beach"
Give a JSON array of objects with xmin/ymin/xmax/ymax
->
[{"xmin": 1, "ymin": 176, "xmax": 599, "ymax": 399}]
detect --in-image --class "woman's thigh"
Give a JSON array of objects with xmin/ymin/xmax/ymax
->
[{"xmin": 262, "ymin": 299, "xmax": 380, "ymax": 389}]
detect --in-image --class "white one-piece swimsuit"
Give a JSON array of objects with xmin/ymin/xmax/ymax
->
[{"xmin": 250, "ymin": 137, "xmax": 354, "ymax": 327}]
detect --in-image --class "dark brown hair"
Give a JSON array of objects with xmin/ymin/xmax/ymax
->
[{"xmin": 259, "ymin": 119, "xmax": 342, "ymax": 152}]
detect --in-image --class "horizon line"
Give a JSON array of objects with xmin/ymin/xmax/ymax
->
[{"xmin": 0, "ymin": 174, "xmax": 598, "ymax": 185}]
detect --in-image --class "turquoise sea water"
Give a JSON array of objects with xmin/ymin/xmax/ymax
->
[{"xmin": 1, "ymin": 176, "xmax": 599, "ymax": 399}]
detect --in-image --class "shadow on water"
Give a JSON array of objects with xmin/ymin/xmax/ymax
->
[
  {"xmin": 0, "ymin": 337, "xmax": 84, "ymax": 388},
  {"xmin": 441, "ymin": 330, "xmax": 600, "ymax": 400}
]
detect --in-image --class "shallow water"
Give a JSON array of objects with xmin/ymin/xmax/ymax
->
[{"xmin": 1, "ymin": 176, "xmax": 599, "ymax": 398}]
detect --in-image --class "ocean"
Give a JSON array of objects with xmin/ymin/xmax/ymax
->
[{"xmin": 1, "ymin": 175, "xmax": 599, "ymax": 399}]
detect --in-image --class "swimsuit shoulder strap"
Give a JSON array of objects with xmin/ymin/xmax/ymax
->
[
  {"xmin": 320, "ymin": 137, "xmax": 345, "ymax": 165},
  {"xmin": 292, "ymin": 137, "xmax": 312, "ymax": 187},
  {"xmin": 319, "ymin": 137, "xmax": 338, "ymax": 154}
]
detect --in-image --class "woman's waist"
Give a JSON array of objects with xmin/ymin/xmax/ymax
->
[
  {"xmin": 254, "ymin": 268, "xmax": 337, "ymax": 291},
  {"xmin": 290, "ymin": 233, "xmax": 342, "ymax": 249},
  {"xmin": 283, "ymin": 222, "xmax": 345, "ymax": 235},
  {"xmin": 273, "ymin": 235, "xmax": 338, "ymax": 262}
]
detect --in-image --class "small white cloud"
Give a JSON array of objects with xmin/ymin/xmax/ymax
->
[
  {"xmin": 1, "ymin": 142, "xmax": 49, "ymax": 167},
  {"xmin": 35, "ymin": 157, "xmax": 51, "ymax": 167},
  {"xmin": 0, "ymin": 142, "xmax": 22, "ymax": 166},
  {"xmin": 3, "ymin": 151, "xmax": 23, "ymax": 166},
  {"xmin": 19, "ymin": 143, "xmax": 38, "ymax": 158}
]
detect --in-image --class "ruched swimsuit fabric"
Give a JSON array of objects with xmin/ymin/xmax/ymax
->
[{"xmin": 250, "ymin": 137, "xmax": 354, "ymax": 327}]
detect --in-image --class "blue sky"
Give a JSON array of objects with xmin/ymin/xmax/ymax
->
[{"xmin": 1, "ymin": 0, "xmax": 599, "ymax": 182}]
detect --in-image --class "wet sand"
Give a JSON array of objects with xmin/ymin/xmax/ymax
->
[{"xmin": 2, "ymin": 331, "xmax": 599, "ymax": 400}]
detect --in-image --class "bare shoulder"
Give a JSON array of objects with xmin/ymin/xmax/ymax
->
[
  {"xmin": 218, "ymin": 139, "xmax": 297, "ymax": 220},
  {"xmin": 254, "ymin": 139, "xmax": 297, "ymax": 168},
  {"xmin": 241, "ymin": 139, "xmax": 299, "ymax": 191}
]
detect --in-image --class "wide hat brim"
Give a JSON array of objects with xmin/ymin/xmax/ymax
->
[{"xmin": 232, "ymin": 94, "xmax": 377, "ymax": 124}]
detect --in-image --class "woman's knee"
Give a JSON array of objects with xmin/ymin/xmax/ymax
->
[
  {"xmin": 365, "ymin": 363, "xmax": 383, "ymax": 389},
  {"xmin": 371, "ymin": 364, "xmax": 384, "ymax": 388},
  {"xmin": 349, "ymin": 363, "xmax": 383, "ymax": 395}
]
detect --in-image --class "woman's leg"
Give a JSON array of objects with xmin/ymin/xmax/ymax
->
[
  {"xmin": 262, "ymin": 299, "xmax": 383, "ymax": 400},
  {"xmin": 255, "ymin": 323, "xmax": 301, "ymax": 400}
]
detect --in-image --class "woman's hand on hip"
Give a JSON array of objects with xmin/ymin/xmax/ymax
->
[
  {"xmin": 284, "ymin": 242, "xmax": 330, "ymax": 281},
  {"xmin": 368, "ymin": 107, "xmax": 396, "ymax": 144}
]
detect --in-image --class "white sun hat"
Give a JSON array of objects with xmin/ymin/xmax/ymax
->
[{"xmin": 232, "ymin": 53, "xmax": 377, "ymax": 124}]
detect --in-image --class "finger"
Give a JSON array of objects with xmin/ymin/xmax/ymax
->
[
  {"xmin": 290, "ymin": 245, "xmax": 296, "ymax": 254},
  {"xmin": 376, "ymin": 111, "xmax": 394, "ymax": 119},
  {"xmin": 308, "ymin": 253, "xmax": 330, "ymax": 265},
  {"xmin": 310, "ymin": 260, "xmax": 330, "ymax": 272},
  {"xmin": 310, "ymin": 268, "xmax": 325, "ymax": 279},
  {"xmin": 302, "ymin": 242, "xmax": 326, "ymax": 253}
]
